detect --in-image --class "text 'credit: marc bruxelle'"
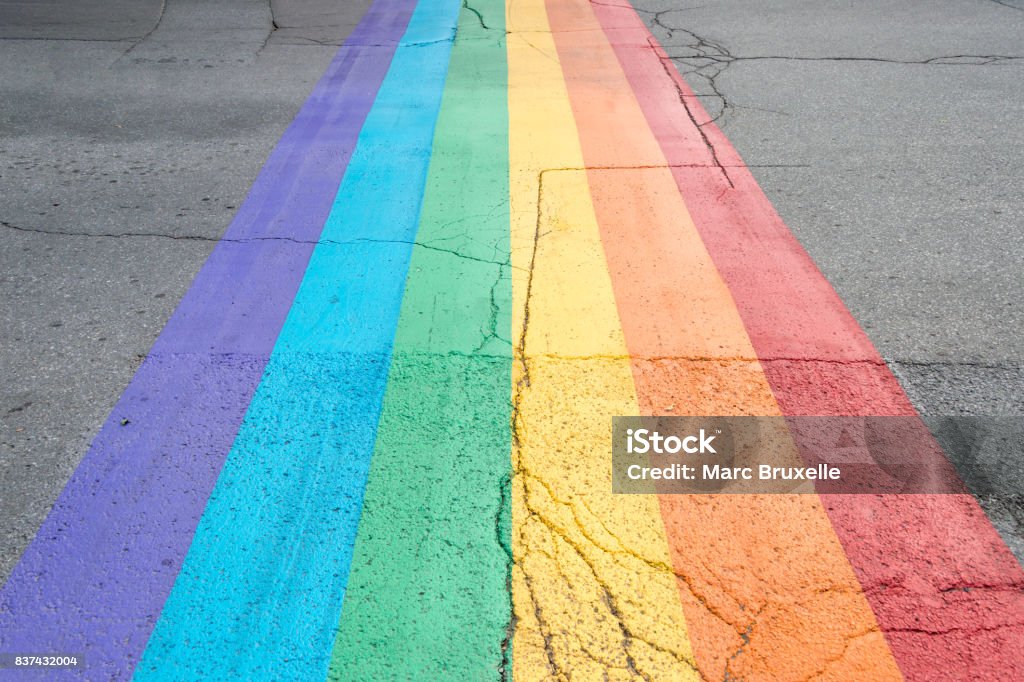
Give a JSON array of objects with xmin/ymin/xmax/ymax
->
[{"xmin": 608, "ymin": 416, "xmax": 1016, "ymax": 495}]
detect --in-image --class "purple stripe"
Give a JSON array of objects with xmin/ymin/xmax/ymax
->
[{"xmin": 0, "ymin": 0, "xmax": 417, "ymax": 678}]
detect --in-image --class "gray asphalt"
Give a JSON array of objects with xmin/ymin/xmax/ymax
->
[
  {"xmin": 0, "ymin": 0, "xmax": 373, "ymax": 582},
  {"xmin": 1, "ymin": 0, "xmax": 1022, "ymax": 586},
  {"xmin": 631, "ymin": 0, "xmax": 1024, "ymax": 555}
]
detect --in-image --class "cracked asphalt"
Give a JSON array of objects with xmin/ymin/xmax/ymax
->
[
  {"xmin": 632, "ymin": 0, "xmax": 1024, "ymax": 556},
  {"xmin": 0, "ymin": 0, "xmax": 374, "ymax": 583},
  {"xmin": 0, "ymin": 0, "xmax": 1022, "ymax": 679}
]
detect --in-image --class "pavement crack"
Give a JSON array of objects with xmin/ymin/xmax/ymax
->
[
  {"xmin": 510, "ymin": 352, "xmax": 892, "ymax": 365},
  {"xmin": 645, "ymin": 9, "xmax": 736, "ymax": 128},
  {"xmin": 352, "ymin": 237, "xmax": 516, "ymax": 269},
  {"xmin": 645, "ymin": 36, "xmax": 733, "ymax": 187},
  {"xmin": 404, "ymin": 37, "xmax": 457, "ymax": 48},
  {"xmin": 0, "ymin": 36, "xmax": 135, "ymax": 44},
  {"xmin": 589, "ymin": 0, "xmax": 706, "ymax": 14},
  {"xmin": 522, "ymin": 34, "xmax": 562, "ymax": 63},
  {"xmin": 496, "ymin": 474, "xmax": 515, "ymax": 682},
  {"xmin": 1, "ymin": 220, "xmax": 223, "ymax": 243},
  {"xmin": 525, "ymin": 571, "xmax": 564, "ymax": 679},
  {"xmin": 722, "ymin": 620, "xmax": 755, "ymax": 681},
  {"xmin": 985, "ymin": 0, "xmax": 1024, "ymax": 11},
  {"xmin": 507, "ymin": 169, "xmax": 565, "ymax": 678},
  {"xmin": 510, "ymin": 220, "xmax": 715, "ymax": 676},
  {"xmin": 665, "ymin": 52, "xmax": 1023, "ymax": 67},
  {"xmin": 518, "ymin": 472, "xmax": 709, "ymax": 680},
  {"xmin": 473, "ymin": 259, "xmax": 512, "ymax": 354},
  {"xmin": 0, "ymin": 221, "xmax": 523, "ymax": 270},
  {"xmin": 257, "ymin": 0, "xmax": 280, "ymax": 56},
  {"xmin": 601, "ymin": 589, "xmax": 651, "ymax": 682},
  {"xmin": 121, "ymin": 0, "xmax": 167, "ymax": 56},
  {"xmin": 885, "ymin": 619, "xmax": 1024, "ymax": 636},
  {"xmin": 276, "ymin": 36, "xmax": 341, "ymax": 47},
  {"xmin": 796, "ymin": 627, "xmax": 878, "ymax": 682},
  {"xmin": 513, "ymin": 532, "xmax": 565, "ymax": 680},
  {"xmin": 887, "ymin": 358, "xmax": 1022, "ymax": 371},
  {"xmin": 645, "ymin": 6, "xmax": 1020, "ymax": 149},
  {"xmin": 936, "ymin": 580, "xmax": 1024, "ymax": 593},
  {"xmin": 463, "ymin": 0, "xmax": 492, "ymax": 30},
  {"xmin": 509, "ymin": 170, "xmax": 547, "ymax": 451}
]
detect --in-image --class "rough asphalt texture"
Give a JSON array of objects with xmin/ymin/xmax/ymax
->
[
  {"xmin": 0, "ymin": 0, "xmax": 1021, "ymax": 591},
  {"xmin": 0, "ymin": 0, "xmax": 373, "ymax": 582},
  {"xmin": 630, "ymin": 0, "xmax": 1024, "ymax": 557}
]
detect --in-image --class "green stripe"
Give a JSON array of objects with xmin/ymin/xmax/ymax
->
[{"xmin": 327, "ymin": 0, "xmax": 512, "ymax": 678}]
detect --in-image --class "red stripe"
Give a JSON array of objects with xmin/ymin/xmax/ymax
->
[{"xmin": 590, "ymin": 2, "xmax": 1024, "ymax": 679}]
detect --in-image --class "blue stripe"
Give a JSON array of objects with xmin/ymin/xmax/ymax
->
[{"xmin": 133, "ymin": 0, "xmax": 462, "ymax": 678}]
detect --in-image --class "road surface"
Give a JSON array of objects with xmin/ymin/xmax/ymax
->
[{"xmin": 0, "ymin": 0, "xmax": 1021, "ymax": 679}]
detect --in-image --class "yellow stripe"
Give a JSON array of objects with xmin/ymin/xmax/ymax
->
[
  {"xmin": 506, "ymin": 2, "xmax": 700, "ymax": 678},
  {"xmin": 513, "ymin": 0, "xmax": 904, "ymax": 679}
]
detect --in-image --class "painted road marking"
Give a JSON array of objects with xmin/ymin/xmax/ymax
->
[
  {"xmin": 0, "ymin": 0, "xmax": 417, "ymax": 678},
  {"xmin": 547, "ymin": 0, "xmax": 902, "ymax": 678},
  {"xmin": 589, "ymin": 0, "xmax": 1024, "ymax": 678},
  {"xmin": 1, "ymin": 0, "xmax": 1021, "ymax": 678},
  {"xmin": 327, "ymin": 0, "xmax": 512, "ymax": 677},
  {"xmin": 507, "ymin": 0, "xmax": 699, "ymax": 677},
  {"xmin": 134, "ymin": 0, "xmax": 462, "ymax": 678}
]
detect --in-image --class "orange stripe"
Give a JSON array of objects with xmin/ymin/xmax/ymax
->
[
  {"xmin": 544, "ymin": 0, "xmax": 904, "ymax": 678},
  {"xmin": 587, "ymin": 2, "xmax": 1024, "ymax": 678}
]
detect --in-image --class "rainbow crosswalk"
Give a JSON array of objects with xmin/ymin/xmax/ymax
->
[{"xmin": 1, "ymin": 0, "xmax": 1022, "ymax": 679}]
